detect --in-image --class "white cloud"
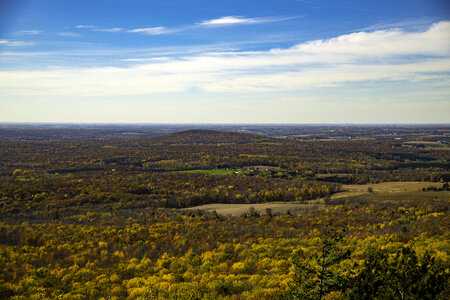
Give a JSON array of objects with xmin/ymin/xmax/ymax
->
[
  {"xmin": 358, "ymin": 18, "xmax": 434, "ymax": 32},
  {"xmin": 57, "ymin": 32, "xmax": 80, "ymax": 37},
  {"xmin": 128, "ymin": 27, "xmax": 169, "ymax": 35},
  {"xmin": 294, "ymin": 21, "xmax": 450, "ymax": 57},
  {"xmin": 0, "ymin": 21, "xmax": 449, "ymax": 97},
  {"xmin": 75, "ymin": 25, "xmax": 95, "ymax": 29},
  {"xmin": 70, "ymin": 15, "xmax": 291, "ymax": 37},
  {"xmin": 18, "ymin": 30, "xmax": 42, "ymax": 35},
  {"xmin": 295, "ymin": 0, "xmax": 317, "ymax": 4},
  {"xmin": 0, "ymin": 39, "xmax": 34, "ymax": 46},
  {"xmin": 121, "ymin": 57, "xmax": 171, "ymax": 62},
  {"xmin": 199, "ymin": 16, "xmax": 289, "ymax": 26},
  {"xmin": 94, "ymin": 27, "xmax": 123, "ymax": 32},
  {"xmin": 75, "ymin": 25, "xmax": 123, "ymax": 33}
]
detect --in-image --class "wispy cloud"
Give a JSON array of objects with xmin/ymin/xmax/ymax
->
[
  {"xmin": 1, "ymin": 21, "xmax": 449, "ymax": 97},
  {"xmin": 128, "ymin": 27, "xmax": 171, "ymax": 35},
  {"xmin": 57, "ymin": 32, "xmax": 80, "ymax": 37},
  {"xmin": 358, "ymin": 18, "xmax": 435, "ymax": 32},
  {"xmin": 199, "ymin": 16, "xmax": 290, "ymax": 26},
  {"xmin": 75, "ymin": 25, "xmax": 123, "ymax": 33},
  {"xmin": 127, "ymin": 16, "xmax": 282, "ymax": 35},
  {"xmin": 75, "ymin": 25, "xmax": 95, "ymax": 29},
  {"xmin": 94, "ymin": 27, "xmax": 123, "ymax": 33},
  {"xmin": 295, "ymin": 0, "xmax": 316, "ymax": 4},
  {"xmin": 75, "ymin": 24, "xmax": 171, "ymax": 35},
  {"xmin": 0, "ymin": 39, "xmax": 34, "ymax": 46},
  {"xmin": 295, "ymin": 0, "xmax": 370, "ymax": 12},
  {"xmin": 121, "ymin": 57, "xmax": 171, "ymax": 62},
  {"xmin": 18, "ymin": 30, "xmax": 42, "ymax": 35},
  {"xmin": 71, "ymin": 15, "xmax": 293, "ymax": 37}
]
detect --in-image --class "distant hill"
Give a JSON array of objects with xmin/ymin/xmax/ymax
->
[{"xmin": 149, "ymin": 129, "xmax": 287, "ymax": 145}]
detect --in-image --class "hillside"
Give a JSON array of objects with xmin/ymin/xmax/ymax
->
[{"xmin": 148, "ymin": 129, "xmax": 287, "ymax": 145}]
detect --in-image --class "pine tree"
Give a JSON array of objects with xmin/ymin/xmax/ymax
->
[
  {"xmin": 291, "ymin": 227, "xmax": 351, "ymax": 299},
  {"xmin": 348, "ymin": 247, "xmax": 449, "ymax": 300}
]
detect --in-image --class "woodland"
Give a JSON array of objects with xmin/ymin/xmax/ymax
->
[{"xmin": 0, "ymin": 127, "xmax": 448, "ymax": 299}]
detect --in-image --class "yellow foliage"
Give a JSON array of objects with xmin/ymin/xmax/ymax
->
[{"xmin": 110, "ymin": 273, "xmax": 120, "ymax": 283}]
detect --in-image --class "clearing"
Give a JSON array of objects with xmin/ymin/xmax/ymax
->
[
  {"xmin": 184, "ymin": 203, "xmax": 324, "ymax": 216},
  {"xmin": 334, "ymin": 181, "xmax": 445, "ymax": 199}
]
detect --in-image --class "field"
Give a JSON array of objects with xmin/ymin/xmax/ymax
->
[
  {"xmin": 0, "ymin": 126, "xmax": 448, "ymax": 299},
  {"xmin": 185, "ymin": 202, "xmax": 324, "ymax": 216},
  {"xmin": 332, "ymin": 181, "xmax": 444, "ymax": 199}
]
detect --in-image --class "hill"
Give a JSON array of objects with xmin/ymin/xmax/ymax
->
[{"xmin": 149, "ymin": 129, "xmax": 287, "ymax": 145}]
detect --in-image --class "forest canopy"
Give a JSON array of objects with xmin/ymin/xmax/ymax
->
[{"xmin": 0, "ymin": 126, "xmax": 448, "ymax": 299}]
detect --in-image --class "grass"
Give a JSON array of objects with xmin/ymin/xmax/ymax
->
[
  {"xmin": 333, "ymin": 191, "xmax": 449, "ymax": 204},
  {"xmin": 342, "ymin": 181, "xmax": 443, "ymax": 192},
  {"xmin": 330, "ymin": 182, "xmax": 446, "ymax": 201},
  {"xmin": 175, "ymin": 169, "xmax": 235, "ymax": 175},
  {"xmin": 185, "ymin": 203, "xmax": 324, "ymax": 216}
]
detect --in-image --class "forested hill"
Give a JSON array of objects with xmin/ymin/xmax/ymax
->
[{"xmin": 148, "ymin": 129, "xmax": 288, "ymax": 145}]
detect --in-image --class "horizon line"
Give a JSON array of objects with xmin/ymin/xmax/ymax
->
[{"xmin": 1, "ymin": 122, "xmax": 449, "ymax": 126}]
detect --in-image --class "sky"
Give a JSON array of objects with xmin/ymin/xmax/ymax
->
[{"xmin": 0, "ymin": 0, "xmax": 449, "ymax": 124}]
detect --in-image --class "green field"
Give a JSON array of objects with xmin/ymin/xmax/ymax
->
[{"xmin": 175, "ymin": 169, "xmax": 235, "ymax": 175}]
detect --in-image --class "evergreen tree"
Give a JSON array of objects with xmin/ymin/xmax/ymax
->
[
  {"xmin": 291, "ymin": 228, "xmax": 351, "ymax": 299},
  {"xmin": 348, "ymin": 247, "xmax": 449, "ymax": 300}
]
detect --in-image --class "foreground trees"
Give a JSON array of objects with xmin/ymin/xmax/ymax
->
[
  {"xmin": 291, "ymin": 228, "xmax": 449, "ymax": 300},
  {"xmin": 0, "ymin": 195, "xmax": 448, "ymax": 299},
  {"xmin": 291, "ymin": 228, "xmax": 350, "ymax": 299},
  {"xmin": 348, "ymin": 247, "xmax": 449, "ymax": 300}
]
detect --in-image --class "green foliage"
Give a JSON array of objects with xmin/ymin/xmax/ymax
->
[
  {"xmin": 348, "ymin": 247, "xmax": 449, "ymax": 300},
  {"xmin": 291, "ymin": 228, "xmax": 351, "ymax": 299}
]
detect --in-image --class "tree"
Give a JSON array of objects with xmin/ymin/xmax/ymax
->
[
  {"xmin": 348, "ymin": 247, "xmax": 449, "ymax": 300},
  {"xmin": 291, "ymin": 228, "xmax": 351, "ymax": 299},
  {"xmin": 347, "ymin": 249, "xmax": 393, "ymax": 299}
]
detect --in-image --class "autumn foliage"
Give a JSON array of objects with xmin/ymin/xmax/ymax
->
[{"xmin": 0, "ymin": 129, "xmax": 448, "ymax": 299}]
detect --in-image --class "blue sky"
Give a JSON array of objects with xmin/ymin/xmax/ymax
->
[{"xmin": 0, "ymin": 0, "xmax": 449, "ymax": 123}]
